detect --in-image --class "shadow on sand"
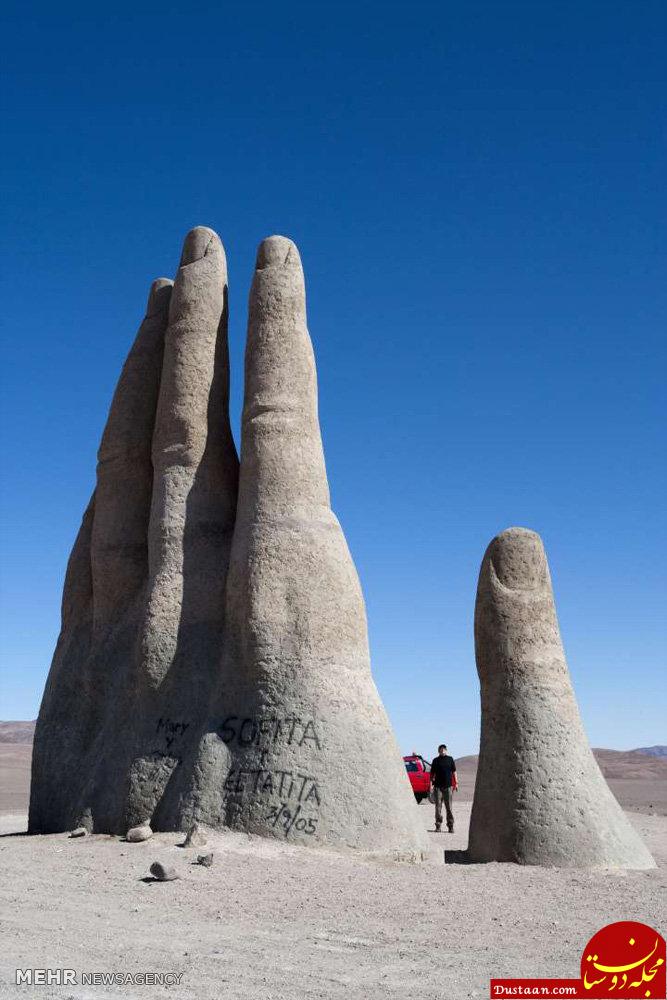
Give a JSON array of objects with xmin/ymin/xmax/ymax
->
[{"xmin": 444, "ymin": 849, "xmax": 473, "ymax": 865}]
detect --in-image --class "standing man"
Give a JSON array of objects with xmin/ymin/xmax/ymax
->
[{"xmin": 430, "ymin": 743, "xmax": 457, "ymax": 833}]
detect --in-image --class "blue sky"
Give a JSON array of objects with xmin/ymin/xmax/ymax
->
[{"xmin": 1, "ymin": 1, "xmax": 665, "ymax": 756}]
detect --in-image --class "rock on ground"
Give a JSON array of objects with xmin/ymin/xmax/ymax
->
[
  {"xmin": 182, "ymin": 824, "xmax": 207, "ymax": 847},
  {"xmin": 0, "ymin": 804, "xmax": 665, "ymax": 1000},
  {"xmin": 149, "ymin": 861, "xmax": 179, "ymax": 882},
  {"xmin": 127, "ymin": 824, "xmax": 153, "ymax": 843}
]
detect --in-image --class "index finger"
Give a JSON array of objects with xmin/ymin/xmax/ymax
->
[{"xmin": 238, "ymin": 235, "xmax": 330, "ymax": 519}]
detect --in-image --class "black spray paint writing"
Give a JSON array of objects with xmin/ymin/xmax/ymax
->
[
  {"xmin": 266, "ymin": 803, "xmax": 318, "ymax": 837},
  {"xmin": 155, "ymin": 718, "xmax": 190, "ymax": 750},
  {"xmin": 218, "ymin": 716, "xmax": 321, "ymax": 750},
  {"xmin": 223, "ymin": 768, "xmax": 321, "ymax": 806}
]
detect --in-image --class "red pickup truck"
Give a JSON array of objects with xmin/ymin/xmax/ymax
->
[{"xmin": 403, "ymin": 753, "xmax": 431, "ymax": 803}]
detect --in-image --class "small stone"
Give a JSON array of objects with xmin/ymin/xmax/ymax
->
[
  {"xmin": 182, "ymin": 823, "xmax": 207, "ymax": 847},
  {"xmin": 149, "ymin": 861, "xmax": 179, "ymax": 882},
  {"xmin": 197, "ymin": 853, "xmax": 214, "ymax": 867},
  {"xmin": 69, "ymin": 827, "xmax": 87, "ymax": 838},
  {"xmin": 126, "ymin": 824, "xmax": 153, "ymax": 843}
]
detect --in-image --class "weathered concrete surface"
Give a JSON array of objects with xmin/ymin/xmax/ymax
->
[
  {"xmin": 468, "ymin": 527, "xmax": 655, "ymax": 868},
  {"xmin": 190, "ymin": 237, "xmax": 427, "ymax": 856},
  {"xmin": 29, "ymin": 228, "xmax": 239, "ymax": 836},
  {"xmin": 29, "ymin": 276, "xmax": 176, "ymax": 835},
  {"xmin": 29, "ymin": 229, "xmax": 425, "ymax": 859}
]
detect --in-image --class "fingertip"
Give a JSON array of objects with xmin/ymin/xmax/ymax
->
[
  {"xmin": 146, "ymin": 278, "xmax": 173, "ymax": 315},
  {"xmin": 488, "ymin": 527, "xmax": 548, "ymax": 592},
  {"xmin": 255, "ymin": 235, "xmax": 301, "ymax": 271},
  {"xmin": 179, "ymin": 226, "xmax": 223, "ymax": 267}
]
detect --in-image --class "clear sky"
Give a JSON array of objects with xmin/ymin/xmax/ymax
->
[{"xmin": 1, "ymin": 1, "xmax": 665, "ymax": 756}]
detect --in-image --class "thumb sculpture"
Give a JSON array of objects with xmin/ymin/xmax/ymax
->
[
  {"xmin": 468, "ymin": 527, "xmax": 655, "ymax": 869},
  {"xmin": 29, "ymin": 228, "xmax": 427, "ymax": 859}
]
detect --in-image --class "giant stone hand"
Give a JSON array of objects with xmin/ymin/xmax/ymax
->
[
  {"xmin": 29, "ymin": 229, "xmax": 427, "ymax": 859},
  {"xmin": 468, "ymin": 527, "xmax": 655, "ymax": 868}
]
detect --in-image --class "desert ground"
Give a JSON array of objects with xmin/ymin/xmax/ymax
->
[{"xmin": 1, "ymin": 725, "xmax": 665, "ymax": 1000}]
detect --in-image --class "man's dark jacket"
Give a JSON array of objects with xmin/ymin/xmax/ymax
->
[{"xmin": 430, "ymin": 754, "xmax": 456, "ymax": 789}]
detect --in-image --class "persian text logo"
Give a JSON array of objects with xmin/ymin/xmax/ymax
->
[
  {"xmin": 490, "ymin": 921, "xmax": 665, "ymax": 1000},
  {"xmin": 581, "ymin": 922, "xmax": 665, "ymax": 998}
]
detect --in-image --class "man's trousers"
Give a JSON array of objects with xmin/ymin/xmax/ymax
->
[{"xmin": 434, "ymin": 786, "xmax": 454, "ymax": 831}]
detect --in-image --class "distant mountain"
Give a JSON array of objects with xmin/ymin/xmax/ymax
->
[
  {"xmin": 592, "ymin": 748, "xmax": 667, "ymax": 779},
  {"xmin": 456, "ymin": 748, "xmax": 667, "ymax": 781},
  {"xmin": 1, "ymin": 723, "xmax": 665, "ymax": 815},
  {"xmin": 633, "ymin": 745, "xmax": 667, "ymax": 758},
  {"xmin": 0, "ymin": 722, "xmax": 664, "ymax": 758},
  {"xmin": 0, "ymin": 721, "xmax": 35, "ymax": 743}
]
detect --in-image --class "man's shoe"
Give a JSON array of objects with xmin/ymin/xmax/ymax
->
[
  {"xmin": 435, "ymin": 824, "xmax": 441, "ymax": 832},
  {"xmin": 447, "ymin": 826, "xmax": 454, "ymax": 833}
]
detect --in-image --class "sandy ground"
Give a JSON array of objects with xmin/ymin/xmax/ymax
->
[
  {"xmin": 2, "ymin": 737, "xmax": 665, "ymax": 998},
  {"xmin": 1, "ymin": 800, "xmax": 665, "ymax": 1000}
]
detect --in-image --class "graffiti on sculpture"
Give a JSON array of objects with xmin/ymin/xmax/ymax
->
[
  {"xmin": 217, "ymin": 715, "xmax": 321, "ymax": 750},
  {"xmin": 155, "ymin": 717, "xmax": 191, "ymax": 751},
  {"xmin": 219, "ymin": 714, "xmax": 323, "ymax": 837},
  {"xmin": 28, "ymin": 227, "xmax": 426, "ymax": 858}
]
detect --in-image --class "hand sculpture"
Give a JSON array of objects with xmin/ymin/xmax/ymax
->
[
  {"xmin": 468, "ymin": 527, "xmax": 655, "ymax": 868},
  {"xmin": 29, "ymin": 228, "xmax": 428, "ymax": 859}
]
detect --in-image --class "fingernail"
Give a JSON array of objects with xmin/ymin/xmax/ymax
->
[
  {"xmin": 490, "ymin": 527, "xmax": 548, "ymax": 591},
  {"xmin": 179, "ymin": 226, "xmax": 220, "ymax": 267},
  {"xmin": 255, "ymin": 235, "xmax": 300, "ymax": 270}
]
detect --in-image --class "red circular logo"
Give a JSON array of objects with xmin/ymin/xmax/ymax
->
[{"xmin": 581, "ymin": 921, "xmax": 665, "ymax": 998}]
